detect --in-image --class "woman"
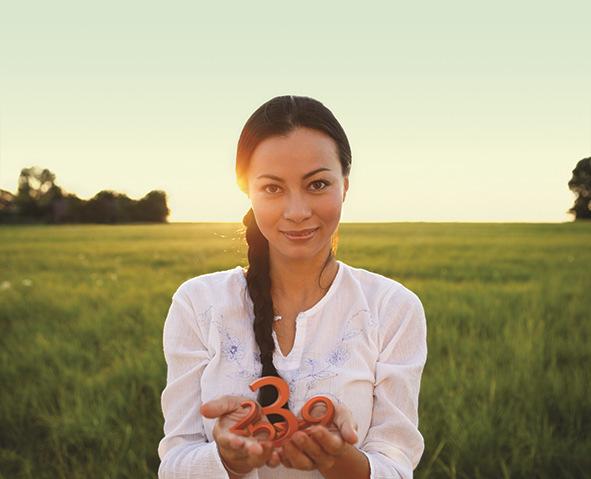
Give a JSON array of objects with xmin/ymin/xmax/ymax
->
[{"xmin": 157, "ymin": 95, "xmax": 428, "ymax": 478}]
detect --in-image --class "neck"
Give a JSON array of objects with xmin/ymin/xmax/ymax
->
[{"xmin": 268, "ymin": 248, "xmax": 338, "ymax": 304}]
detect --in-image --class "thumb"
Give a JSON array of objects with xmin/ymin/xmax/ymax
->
[{"xmin": 200, "ymin": 395, "xmax": 246, "ymax": 419}]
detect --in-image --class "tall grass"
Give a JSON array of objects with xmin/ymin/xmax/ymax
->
[{"xmin": 1, "ymin": 222, "xmax": 589, "ymax": 478}]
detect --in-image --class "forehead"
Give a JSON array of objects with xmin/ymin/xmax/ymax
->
[{"xmin": 248, "ymin": 127, "xmax": 340, "ymax": 177}]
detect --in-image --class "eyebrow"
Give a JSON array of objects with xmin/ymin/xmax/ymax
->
[{"xmin": 256, "ymin": 167, "xmax": 332, "ymax": 182}]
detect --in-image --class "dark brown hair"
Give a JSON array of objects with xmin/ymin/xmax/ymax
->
[{"xmin": 235, "ymin": 95, "xmax": 352, "ymax": 418}]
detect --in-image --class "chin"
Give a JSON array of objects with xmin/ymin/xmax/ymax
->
[{"xmin": 271, "ymin": 239, "xmax": 329, "ymax": 261}]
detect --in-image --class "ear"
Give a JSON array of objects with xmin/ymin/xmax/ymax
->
[{"xmin": 342, "ymin": 176, "xmax": 349, "ymax": 202}]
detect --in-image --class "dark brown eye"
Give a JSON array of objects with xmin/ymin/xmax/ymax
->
[
  {"xmin": 310, "ymin": 180, "xmax": 330, "ymax": 191},
  {"xmin": 263, "ymin": 184, "xmax": 281, "ymax": 194}
]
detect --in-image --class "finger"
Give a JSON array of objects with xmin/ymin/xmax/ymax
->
[
  {"xmin": 217, "ymin": 435, "xmax": 250, "ymax": 463},
  {"xmin": 201, "ymin": 395, "xmax": 247, "ymax": 418},
  {"xmin": 278, "ymin": 447, "xmax": 293, "ymax": 469},
  {"xmin": 217, "ymin": 431, "xmax": 244, "ymax": 450},
  {"xmin": 309, "ymin": 426, "xmax": 345, "ymax": 456},
  {"xmin": 251, "ymin": 441, "xmax": 274, "ymax": 467},
  {"xmin": 266, "ymin": 449, "xmax": 281, "ymax": 468},
  {"xmin": 228, "ymin": 434, "xmax": 247, "ymax": 451},
  {"xmin": 282, "ymin": 437, "xmax": 316, "ymax": 471},
  {"xmin": 244, "ymin": 438, "xmax": 263, "ymax": 456},
  {"xmin": 333, "ymin": 405, "xmax": 358, "ymax": 444},
  {"xmin": 218, "ymin": 430, "xmax": 265, "ymax": 457},
  {"xmin": 292, "ymin": 431, "xmax": 335, "ymax": 470}
]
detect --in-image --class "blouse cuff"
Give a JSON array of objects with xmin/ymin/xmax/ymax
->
[{"xmin": 359, "ymin": 448, "xmax": 411, "ymax": 479}]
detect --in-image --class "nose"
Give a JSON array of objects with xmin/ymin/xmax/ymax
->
[{"xmin": 282, "ymin": 191, "xmax": 312, "ymax": 223}]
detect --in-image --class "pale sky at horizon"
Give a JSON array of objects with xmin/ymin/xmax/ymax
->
[{"xmin": 1, "ymin": 1, "xmax": 590, "ymax": 223}]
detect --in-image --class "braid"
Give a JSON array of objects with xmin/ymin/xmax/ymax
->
[
  {"xmin": 241, "ymin": 208, "xmax": 338, "ymax": 422},
  {"xmin": 242, "ymin": 208, "xmax": 287, "ymax": 421}
]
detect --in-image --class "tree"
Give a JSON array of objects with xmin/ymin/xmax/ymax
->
[
  {"xmin": 567, "ymin": 157, "xmax": 591, "ymax": 220},
  {"xmin": 134, "ymin": 190, "xmax": 170, "ymax": 222},
  {"xmin": 15, "ymin": 166, "xmax": 63, "ymax": 221}
]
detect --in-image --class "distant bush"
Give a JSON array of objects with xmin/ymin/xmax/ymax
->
[{"xmin": 0, "ymin": 166, "xmax": 169, "ymax": 224}]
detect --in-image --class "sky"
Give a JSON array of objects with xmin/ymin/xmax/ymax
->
[{"xmin": 1, "ymin": 1, "xmax": 590, "ymax": 223}]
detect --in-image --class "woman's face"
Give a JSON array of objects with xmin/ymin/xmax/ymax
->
[{"xmin": 246, "ymin": 127, "xmax": 349, "ymax": 262}]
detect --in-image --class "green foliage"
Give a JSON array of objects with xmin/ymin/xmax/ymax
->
[
  {"xmin": 0, "ymin": 222, "xmax": 589, "ymax": 478},
  {"xmin": 568, "ymin": 156, "xmax": 591, "ymax": 220}
]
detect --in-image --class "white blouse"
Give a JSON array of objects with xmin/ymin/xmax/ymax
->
[{"xmin": 158, "ymin": 259, "xmax": 428, "ymax": 479}]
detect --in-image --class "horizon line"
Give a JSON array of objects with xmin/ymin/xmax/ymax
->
[{"xmin": 167, "ymin": 220, "xmax": 581, "ymax": 225}]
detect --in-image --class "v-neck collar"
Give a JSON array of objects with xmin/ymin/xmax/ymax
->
[{"xmin": 237, "ymin": 260, "xmax": 345, "ymax": 364}]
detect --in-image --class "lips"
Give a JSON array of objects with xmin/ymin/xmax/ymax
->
[
  {"xmin": 281, "ymin": 227, "xmax": 318, "ymax": 236},
  {"xmin": 282, "ymin": 228, "xmax": 318, "ymax": 241}
]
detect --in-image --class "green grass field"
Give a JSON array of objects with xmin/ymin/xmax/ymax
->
[{"xmin": 1, "ymin": 222, "xmax": 589, "ymax": 478}]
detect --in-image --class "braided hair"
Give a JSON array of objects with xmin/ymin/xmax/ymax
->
[{"xmin": 235, "ymin": 95, "xmax": 352, "ymax": 417}]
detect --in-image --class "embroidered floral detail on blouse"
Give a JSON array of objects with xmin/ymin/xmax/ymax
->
[
  {"xmin": 199, "ymin": 304, "xmax": 261, "ymax": 384},
  {"xmin": 328, "ymin": 346, "xmax": 351, "ymax": 366},
  {"xmin": 286, "ymin": 308, "xmax": 372, "ymax": 400},
  {"xmin": 221, "ymin": 334, "xmax": 245, "ymax": 362},
  {"xmin": 219, "ymin": 331, "xmax": 260, "ymax": 381}
]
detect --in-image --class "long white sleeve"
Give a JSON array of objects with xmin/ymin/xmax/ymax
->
[
  {"xmin": 157, "ymin": 286, "xmax": 259, "ymax": 479},
  {"xmin": 359, "ymin": 287, "xmax": 428, "ymax": 479}
]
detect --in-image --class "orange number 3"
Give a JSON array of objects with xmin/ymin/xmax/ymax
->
[{"xmin": 248, "ymin": 376, "xmax": 299, "ymax": 446}]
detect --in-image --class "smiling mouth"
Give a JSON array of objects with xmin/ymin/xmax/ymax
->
[{"xmin": 281, "ymin": 227, "xmax": 319, "ymax": 239}]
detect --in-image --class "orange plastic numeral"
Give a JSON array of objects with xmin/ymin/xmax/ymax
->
[
  {"xmin": 248, "ymin": 421, "xmax": 276, "ymax": 441},
  {"xmin": 301, "ymin": 396, "xmax": 335, "ymax": 427},
  {"xmin": 227, "ymin": 376, "xmax": 336, "ymax": 447},
  {"xmin": 228, "ymin": 400, "xmax": 260, "ymax": 436},
  {"xmin": 249, "ymin": 376, "xmax": 299, "ymax": 446}
]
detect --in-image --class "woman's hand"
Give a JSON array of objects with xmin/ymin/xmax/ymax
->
[
  {"xmin": 200, "ymin": 395, "xmax": 282, "ymax": 475},
  {"xmin": 276, "ymin": 401, "xmax": 358, "ymax": 474}
]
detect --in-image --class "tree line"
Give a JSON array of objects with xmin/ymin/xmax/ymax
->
[
  {"xmin": 0, "ymin": 166, "xmax": 169, "ymax": 224},
  {"xmin": 0, "ymin": 157, "xmax": 589, "ymax": 224}
]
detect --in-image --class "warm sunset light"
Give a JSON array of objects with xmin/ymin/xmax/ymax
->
[
  {"xmin": 0, "ymin": 2, "xmax": 589, "ymax": 223},
  {"xmin": 1, "ymin": 4, "xmax": 590, "ymax": 479}
]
